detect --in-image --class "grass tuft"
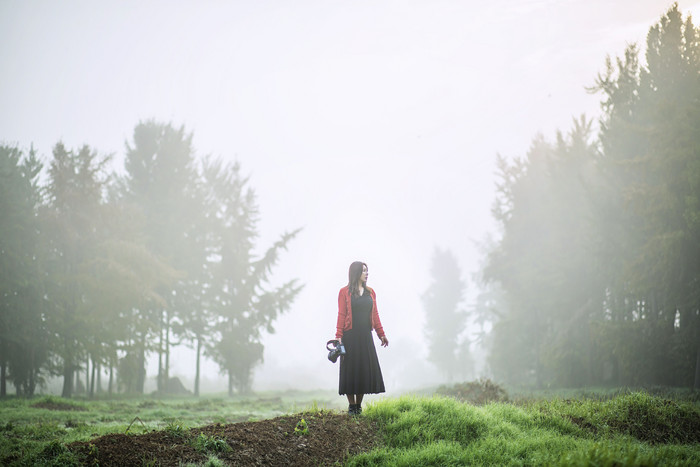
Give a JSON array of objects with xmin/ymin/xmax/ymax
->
[
  {"xmin": 191, "ymin": 432, "xmax": 231, "ymax": 454},
  {"xmin": 163, "ymin": 419, "xmax": 189, "ymax": 439}
]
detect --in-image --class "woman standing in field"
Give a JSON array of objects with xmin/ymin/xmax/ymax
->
[{"xmin": 335, "ymin": 261, "xmax": 389, "ymax": 415}]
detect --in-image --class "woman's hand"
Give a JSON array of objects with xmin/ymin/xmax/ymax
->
[{"xmin": 380, "ymin": 336, "xmax": 389, "ymax": 347}]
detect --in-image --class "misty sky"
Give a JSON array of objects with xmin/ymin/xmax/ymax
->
[{"xmin": 2, "ymin": 0, "xmax": 698, "ymax": 393}]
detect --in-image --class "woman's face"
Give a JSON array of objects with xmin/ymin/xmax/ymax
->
[{"xmin": 361, "ymin": 264, "xmax": 368, "ymax": 283}]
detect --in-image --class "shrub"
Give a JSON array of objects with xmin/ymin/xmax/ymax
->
[{"xmin": 436, "ymin": 378, "xmax": 509, "ymax": 405}]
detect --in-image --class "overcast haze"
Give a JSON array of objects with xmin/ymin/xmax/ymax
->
[{"xmin": 2, "ymin": 0, "xmax": 698, "ymax": 394}]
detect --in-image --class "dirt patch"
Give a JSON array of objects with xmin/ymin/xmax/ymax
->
[
  {"xmin": 565, "ymin": 415, "xmax": 599, "ymax": 435},
  {"xmin": 69, "ymin": 410, "xmax": 381, "ymax": 466},
  {"xmin": 31, "ymin": 401, "xmax": 87, "ymax": 412}
]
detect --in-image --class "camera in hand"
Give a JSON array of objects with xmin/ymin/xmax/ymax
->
[{"xmin": 326, "ymin": 339, "xmax": 346, "ymax": 363}]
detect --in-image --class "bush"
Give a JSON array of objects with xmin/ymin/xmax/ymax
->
[{"xmin": 435, "ymin": 378, "xmax": 509, "ymax": 405}]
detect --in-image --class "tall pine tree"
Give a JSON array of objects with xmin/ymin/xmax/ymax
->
[{"xmin": 423, "ymin": 248, "xmax": 468, "ymax": 382}]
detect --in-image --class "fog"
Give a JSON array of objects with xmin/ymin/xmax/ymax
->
[{"xmin": 2, "ymin": 0, "xmax": 697, "ymax": 395}]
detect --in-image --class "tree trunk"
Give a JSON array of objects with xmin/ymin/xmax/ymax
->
[
  {"xmin": 585, "ymin": 321, "xmax": 593, "ymax": 386},
  {"xmin": 62, "ymin": 363, "xmax": 73, "ymax": 398},
  {"xmin": 28, "ymin": 346, "xmax": 36, "ymax": 396},
  {"xmin": 28, "ymin": 369, "xmax": 35, "ymax": 396},
  {"xmin": 158, "ymin": 313, "xmax": 164, "ymax": 393},
  {"xmin": 1, "ymin": 356, "xmax": 6, "ymax": 397},
  {"xmin": 108, "ymin": 364, "xmax": 113, "ymax": 395},
  {"xmin": 86, "ymin": 358, "xmax": 91, "ymax": 394},
  {"xmin": 194, "ymin": 337, "xmax": 201, "ymax": 397},
  {"xmin": 86, "ymin": 356, "xmax": 91, "ymax": 397},
  {"xmin": 90, "ymin": 358, "xmax": 96, "ymax": 398},
  {"xmin": 165, "ymin": 311, "xmax": 170, "ymax": 393},
  {"xmin": 228, "ymin": 372, "xmax": 234, "ymax": 397},
  {"xmin": 137, "ymin": 335, "xmax": 146, "ymax": 394},
  {"xmin": 96, "ymin": 362, "xmax": 102, "ymax": 393},
  {"xmin": 694, "ymin": 345, "xmax": 700, "ymax": 391},
  {"xmin": 694, "ymin": 315, "xmax": 700, "ymax": 391}
]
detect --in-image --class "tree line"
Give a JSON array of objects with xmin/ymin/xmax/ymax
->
[
  {"xmin": 0, "ymin": 121, "xmax": 302, "ymax": 398},
  {"xmin": 478, "ymin": 4, "xmax": 700, "ymax": 389}
]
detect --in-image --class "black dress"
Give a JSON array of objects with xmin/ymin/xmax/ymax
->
[{"xmin": 339, "ymin": 290, "xmax": 385, "ymax": 395}]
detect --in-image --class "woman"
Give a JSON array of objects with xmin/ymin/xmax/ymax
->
[{"xmin": 335, "ymin": 261, "xmax": 389, "ymax": 415}]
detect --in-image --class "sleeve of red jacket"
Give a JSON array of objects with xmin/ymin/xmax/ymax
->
[
  {"xmin": 370, "ymin": 289, "xmax": 386, "ymax": 339},
  {"xmin": 335, "ymin": 288, "xmax": 348, "ymax": 339}
]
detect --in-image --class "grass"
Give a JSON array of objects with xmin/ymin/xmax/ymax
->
[
  {"xmin": 346, "ymin": 393, "xmax": 700, "ymax": 466},
  {"xmin": 190, "ymin": 433, "xmax": 231, "ymax": 454},
  {"xmin": 1, "ymin": 388, "xmax": 699, "ymax": 466}
]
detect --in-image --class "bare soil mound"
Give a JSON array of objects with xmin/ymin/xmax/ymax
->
[{"xmin": 69, "ymin": 410, "xmax": 381, "ymax": 466}]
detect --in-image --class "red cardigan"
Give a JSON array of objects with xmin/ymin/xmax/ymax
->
[{"xmin": 335, "ymin": 285, "xmax": 386, "ymax": 340}]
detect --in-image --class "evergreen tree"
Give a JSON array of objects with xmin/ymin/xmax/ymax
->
[
  {"xmin": 0, "ymin": 145, "xmax": 46, "ymax": 395},
  {"xmin": 122, "ymin": 121, "xmax": 205, "ymax": 393},
  {"xmin": 422, "ymin": 248, "xmax": 468, "ymax": 382},
  {"xmin": 42, "ymin": 143, "xmax": 111, "ymax": 397},
  {"xmin": 590, "ymin": 3, "xmax": 700, "ymax": 386},
  {"xmin": 484, "ymin": 119, "xmax": 604, "ymax": 386},
  {"xmin": 201, "ymin": 156, "xmax": 302, "ymax": 395},
  {"xmin": 482, "ymin": 4, "xmax": 700, "ymax": 388}
]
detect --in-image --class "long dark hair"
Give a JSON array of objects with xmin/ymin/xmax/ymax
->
[{"xmin": 348, "ymin": 261, "xmax": 368, "ymax": 297}]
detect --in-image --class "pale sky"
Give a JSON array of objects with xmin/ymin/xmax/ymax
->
[{"xmin": 2, "ymin": 0, "xmax": 698, "ymax": 393}]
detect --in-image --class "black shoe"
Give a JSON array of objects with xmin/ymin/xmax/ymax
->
[{"xmin": 348, "ymin": 404, "xmax": 362, "ymax": 416}]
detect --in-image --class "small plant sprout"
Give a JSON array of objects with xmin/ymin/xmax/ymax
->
[{"xmin": 294, "ymin": 418, "xmax": 309, "ymax": 436}]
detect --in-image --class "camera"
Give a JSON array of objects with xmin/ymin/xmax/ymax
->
[{"xmin": 326, "ymin": 339, "xmax": 346, "ymax": 363}]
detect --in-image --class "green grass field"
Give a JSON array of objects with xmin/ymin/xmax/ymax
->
[
  {"xmin": 350, "ymin": 392, "xmax": 700, "ymax": 466},
  {"xmin": 1, "ymin": 388, "xmax": 699, "ymax": 466}
]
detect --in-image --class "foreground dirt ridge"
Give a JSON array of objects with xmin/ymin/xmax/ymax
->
[{"xmin": 69, "ymin": 410, "xmax": 381, "ymax": 466}]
